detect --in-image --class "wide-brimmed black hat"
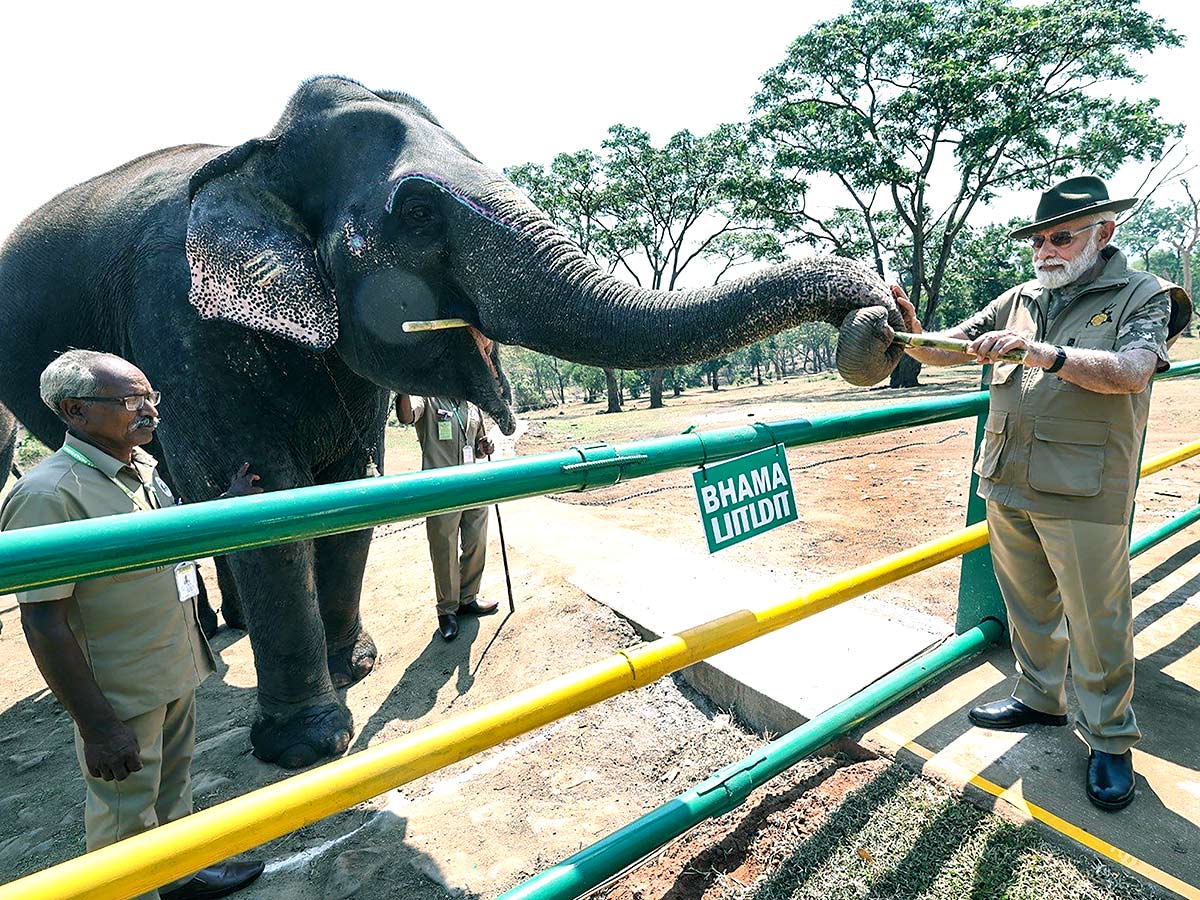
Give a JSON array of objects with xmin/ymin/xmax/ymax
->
[{"xmin": 1009, "ymin": 175, "xmax": 1137, "ymax": 240}]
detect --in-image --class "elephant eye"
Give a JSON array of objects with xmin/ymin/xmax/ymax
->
[{"xmin": 400, "ymin": 198, "xmax": 434, "ymax": 225}]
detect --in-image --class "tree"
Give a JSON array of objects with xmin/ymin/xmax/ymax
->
[
  {"xmin": 753, "ymin": 0, "xmax": 1182, "ymax": 386},
  {"xmin": 508, "ymin": 124, "xmax": 781, "ymax": 411},
  {"xmin": 1164, "ymin": 183, "xmax": 1199, "ymax": 306}
]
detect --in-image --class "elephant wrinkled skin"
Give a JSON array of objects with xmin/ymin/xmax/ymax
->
[{"xmin": 0, "ymin": 77, "xmax": 902, "ymax": 767}]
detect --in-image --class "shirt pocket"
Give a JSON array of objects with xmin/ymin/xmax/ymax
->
[
  {"xmin": 1028, "ymin": 417, "xmax": 1109, "ymax": 497},
  {"xmin": 973, "ymin": 410, "xmax": 1007, "ymax": 479}
]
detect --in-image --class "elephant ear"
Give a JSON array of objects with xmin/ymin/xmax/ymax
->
[{"xmin": 186, "ymin": 143, "xmax": 338, "ymax": 350}]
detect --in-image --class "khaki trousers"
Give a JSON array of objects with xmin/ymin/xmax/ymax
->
[
  {"xmin": 72, "ymin": 690, "xmax": 197, "ymax": 900},
  {"xmin": 986, "ymin": 501, "xmax": 1140, "ymax": 754},
  {"xmin": 425, "ymin": 505, "xmax": 489, "ymax": 614}
]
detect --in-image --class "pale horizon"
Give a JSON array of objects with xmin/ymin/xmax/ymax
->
[{"xmin": 2, "ymin": 0, "xmax": 1196, "ymax": 252}]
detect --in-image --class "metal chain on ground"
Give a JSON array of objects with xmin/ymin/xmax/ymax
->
[{"xmin": 550, "ymin": 428, "xmax": 969, "ymax": 507}]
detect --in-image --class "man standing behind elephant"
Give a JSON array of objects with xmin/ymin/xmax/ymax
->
[
  {"xmin": 891, "ymin": 176, "xmax": 1191, "ymax": 813},
  {"xmin": 0, "ymin": 350, "xmax": 264, "ymax": 900},
  {"xmin": 396, "ymin": 393, "xmax": 497, "ymax": 641}
]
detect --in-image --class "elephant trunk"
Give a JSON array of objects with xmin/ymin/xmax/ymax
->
[{"xmin": 447, "ymin": 178, "xmax": 905, "ymax": 385}]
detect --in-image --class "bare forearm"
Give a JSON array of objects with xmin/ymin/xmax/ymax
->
[
  {"xmin": 396, "ymin": 394, "xmax": 415, "ymax": 424},
  {"xmin": 1035, "ymin": 345, "xmax": 1156, "ymax": 394},
  {"xmin": 22, "ymin": 614, "xmax": 122, "ymax": 738}
]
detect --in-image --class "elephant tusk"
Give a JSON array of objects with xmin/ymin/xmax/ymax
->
[
  {"xmin": 401, "ymin": 317, "xmax": 472, "ymax": 333},
  {"xmin": 892, "ymin": 331, "xmax": 1027, "ymax": 363}
]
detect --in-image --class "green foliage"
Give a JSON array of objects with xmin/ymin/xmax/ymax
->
[
  {"xmin": 507, "ymin": 120, "xmax": 783, "ymax": 412},
  {"xmin": 563, "ymin": 363, "xmax": 606, "ymax": 403},
  {"xmin": 911, "ymin": 220, "xmax": 1031, "ymax": 328},
  {"xmin": 16, "ymin": 430, "xmax": 50, "ymax": 470},
  {"xmin": 753, "ymin": 0, "xmax": 1182, "ymax": 325}
]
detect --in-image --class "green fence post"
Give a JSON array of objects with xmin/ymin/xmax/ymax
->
[{"xmin": 955, "ymin": 368, "xmax": 1006, "ymax": 634}]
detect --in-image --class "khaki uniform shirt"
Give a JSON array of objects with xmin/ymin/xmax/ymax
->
[
  {"xmin": 0, "ymin": 433, "xmax": 216, "ymax": 720},
  {"xmin": 410, "ymin": 396, "xmax": 486, "ymax": 470},
  {"xmin": 960, "ymin": 246, "xmax": 1176, "ymax": 525}
]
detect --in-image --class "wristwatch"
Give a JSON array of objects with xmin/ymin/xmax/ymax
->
[{"xmin": 1046, "ymin": 345, "xmax": 1068, "ymax": 374}]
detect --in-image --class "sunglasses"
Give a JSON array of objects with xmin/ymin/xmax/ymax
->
[
  {"xmin": 75, "ymin": 391, "xmax": 162, "ymax": 411},
  {"xmin": 1028, "ymin": 222, "xmax": 1102, "ymax": 249}
]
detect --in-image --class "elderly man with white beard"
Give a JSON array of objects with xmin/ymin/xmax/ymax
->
[{"xmin": 891, "ymin": 175, "xmax": 1191, "ymax": 812}]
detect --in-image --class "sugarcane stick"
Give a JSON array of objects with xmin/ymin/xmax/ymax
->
[
  {"xmin": 892, "ymin": 331, "xmax": 1027, "ymax": 363},
  {"xmin": 402, "ymin": 317, "xmax": 471, "ymax": 333}
]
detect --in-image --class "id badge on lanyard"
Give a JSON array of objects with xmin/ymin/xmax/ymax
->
[
  {"xmin": 174, "ymin": 562, "xmax": 200, "ymax": 602},
  {"xmin": 437, "ymin": 410, "xmax": 454, "ymax": 441}
]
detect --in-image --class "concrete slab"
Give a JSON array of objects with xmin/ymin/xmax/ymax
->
[
  {"xmin": 497, "ymin": 494, "xmax": 951, "ymax": 734},
  {"xmin": 858, "ymin": 531, "xmax": 1200, "ymax": 898}
]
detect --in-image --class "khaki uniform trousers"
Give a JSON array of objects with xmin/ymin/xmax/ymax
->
[
  {"xmin": 72, "ymin": 690, "xmax": 197, "ymax": 900},
  {"xmin": 986, "ymin": 501, "xmax": 1140, "ymax": 754},
  {"xmin": 426, "ymin": 505, "xmax": 489, "ymax": 615}
]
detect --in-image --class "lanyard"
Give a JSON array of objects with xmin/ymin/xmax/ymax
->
[
  {"xmin": 62, "ymin": 444, "xmax": 153, "ymax": 507},
  {"xmin": 449, "ymin": 401, "xmax": 469, "ymax": 438}
]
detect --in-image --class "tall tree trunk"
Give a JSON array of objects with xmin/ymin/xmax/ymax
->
[
  {"xmin": 604, "ymin": 368, "xmax": 621, "ymax": 413},
  {"xmin": 755, "ymin": 362, "xmax": 763, "ymax": 386},
  {"xmin": 648, "ymin": 369, "xmax": 665, "ymax": 408},
  {"xmin": 889, "ymin": 354, "xmax": 922, "ymax": 388}
]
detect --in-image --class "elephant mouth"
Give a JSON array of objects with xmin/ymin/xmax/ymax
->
[
  {"xmin": 458, "ymin": 320, "xmax": 515, "ymax": 435},
  {"xmin": 467, "ymin": 325, "xmax": 498, "ymax": 379}
]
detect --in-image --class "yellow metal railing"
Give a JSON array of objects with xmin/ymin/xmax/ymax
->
[{"xmin": 2, "ymin": 441, "xmax": 1198, "ymax": 900}]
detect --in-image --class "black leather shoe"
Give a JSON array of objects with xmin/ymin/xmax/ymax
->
[
  {"xmin": 1087, "ymin": 750, "xmax": 1136, "ymax": 811},
  {"xmin": 438, "ymin": 613, "xmax": 459, "ymax": 641},
  {"xmin": 967, "ymin": 697, "xmax": 1068, "ymax": 729},
  {"xmin": 160, "ymin": 860, "xmax": 265, "ymax": 900},
  {"xmin": 457, "ymin": 596, "xmax": 499, "ymax": 616}
]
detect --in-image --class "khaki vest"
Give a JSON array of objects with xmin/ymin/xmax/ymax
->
[{"xmin": 974, "ymin": 257, "xmax": 1178, "ymax": 525}]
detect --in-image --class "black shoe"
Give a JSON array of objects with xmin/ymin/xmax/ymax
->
[
  {"xmin": 967, "ymin": 697, "xmax": 1068, "ymax": 730},
  {"xmin": 160, "ymin": 861, "xmax": 265, "ymax": 900},
  {"xmin": 438, "ymin": 614, "xmax": 459, "ymax": 641},
  {"xmin": 457, "ymin": 596, "xmax": 499, "ymax": 616},
  {"xmin": 1087, "ymin": 750, "xmax": 1136, "ymax": 811}
]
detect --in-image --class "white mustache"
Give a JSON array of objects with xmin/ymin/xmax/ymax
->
[{"xmin": 129, "ymin": 416, "xmax": 159, "ymax": 432}]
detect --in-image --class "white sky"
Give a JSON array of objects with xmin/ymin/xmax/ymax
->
[{"xmin": 1, "ymin": 0, "xmax": 1196, "ymax": 243}]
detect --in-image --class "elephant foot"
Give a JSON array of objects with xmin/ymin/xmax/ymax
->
[
  {"xmin": 328, "ymin": 629, "xmax": 378, "ymax": 689},
  {"xmin": 197, "ymin": 599, "xmax": 220, "ymax": 640},
  {"xmin": 250, "ymin": 703, "xmax": 353, "ymax": 769}
]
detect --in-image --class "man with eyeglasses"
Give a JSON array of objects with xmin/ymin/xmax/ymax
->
[
  {"xmin": 891, "ymin": 175, "xmax": 1192, "ymax": 812},
  {"xmin": 0, "ymin": 350, "xmax": 265, "ymax": 899}
]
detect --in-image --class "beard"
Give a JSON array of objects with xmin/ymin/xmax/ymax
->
[{"xmin": 1034, "ymin": 231, "xmax": 1102, "ymax": 289}]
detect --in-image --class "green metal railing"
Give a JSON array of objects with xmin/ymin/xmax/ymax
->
[
  {"xmin": 0, "ymin": 390, "xmax": 992, "ymax": 594},
  {"xmin": 500, "ymin": 485, "xmax": 1200, "ymax": 900},
  {"xmin": 4, "ymin": 360, "xmax": 1195, "ymax": 597},
  {"xmin": 499, "ymin": 619, "xmax": 1006, "ymax": 900}
]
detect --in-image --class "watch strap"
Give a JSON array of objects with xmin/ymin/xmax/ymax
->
[{"xmin": 1046, "ymin": 345, "xmax": 1067, "ymax": 374}]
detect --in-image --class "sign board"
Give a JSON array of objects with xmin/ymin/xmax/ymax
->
[{"xmin": 692, "ymin": 445, "xmax": 798, "ymax": 553}]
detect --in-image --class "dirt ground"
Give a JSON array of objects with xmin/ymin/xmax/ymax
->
[{"xmin": 1, "ymin": 345, "xmax": 1198, "ymax": 899}]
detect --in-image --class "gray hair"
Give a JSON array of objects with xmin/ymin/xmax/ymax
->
[
  {"xmin": 1089, "ymin": 210, "xmax": 1118, "ymax": 226},
  {"xmin": 40, "ymin": 349, "xmax": 124, "ymax": 421}
]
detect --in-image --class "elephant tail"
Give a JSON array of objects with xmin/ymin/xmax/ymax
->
[{"xmin": 0, "ymin": 403, "xmax": 19, "ymax": 481}]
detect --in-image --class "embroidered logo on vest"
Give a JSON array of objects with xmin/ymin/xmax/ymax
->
[{"xmin": 1088, "ymin": 308, "xmax": 1114, "ymax": 327}]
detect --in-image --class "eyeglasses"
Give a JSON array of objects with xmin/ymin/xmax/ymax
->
[
  {"xmin": 1028, "ymin": 222, "xmax": 1102, "ymax": 249},
  {"xmin": 75, "ymin": 391, "xmax": 161, "ymax": 411}
]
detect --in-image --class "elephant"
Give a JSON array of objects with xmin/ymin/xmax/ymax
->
[{"xmin": 0, "ymin": 76, "xmax": 903, "ymax": 768}]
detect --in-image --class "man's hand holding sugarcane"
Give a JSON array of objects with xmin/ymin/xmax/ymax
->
[{"xmin": 886, "ymin": 285, "xmax": 1059, "ymax": 368}]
